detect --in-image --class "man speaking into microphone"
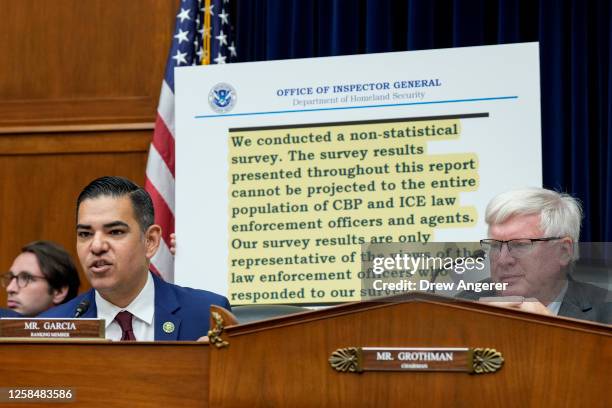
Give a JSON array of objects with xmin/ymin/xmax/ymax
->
[{"xmin": 41, "ymin": 176, "xmax": 230, "ymax": 340}]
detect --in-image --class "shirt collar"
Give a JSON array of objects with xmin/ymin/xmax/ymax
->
[
  {"xmin": 546, "ymin": 280, "xmax": 569, "ymax": 316},
  {"xmin": 95, "ymin": 272, "xmax": 155, "ymax": 328}
]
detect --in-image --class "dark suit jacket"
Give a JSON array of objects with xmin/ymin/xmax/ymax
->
[
  {"xmin": 457, "ymin": 277, "xmax": 611, "ymax": 325},
  {"xmin": 0, "ymin": 308, "xmax": 21, "ymax": 318},
  {"xmin": 40, "ymin": 273, "xmax": 231, "ymax": 340}
]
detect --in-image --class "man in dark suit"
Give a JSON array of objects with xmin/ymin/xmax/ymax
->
[
  {"xmin": 458, "ymin": 187, "xmax": 610, "ymax": 324},
  {"xmin": 459, "ymin": 276, "xmax": 610, "ymax": 324},
  {"xmin": 41, "ymin": 176, "xmax": 230, "ymax": 340},
  {"xmin": 0, "ymin": 308, "xmax": 21, "ymax": 318}
]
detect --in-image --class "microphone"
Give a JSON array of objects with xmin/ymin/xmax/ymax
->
[{"xmin": 73, "ymin": 299, "xmax": 90, "ymax": 318}]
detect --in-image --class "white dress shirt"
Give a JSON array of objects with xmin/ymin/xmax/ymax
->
[{"xmin": 95, "ymin": 272, "xmax": 155, "ymax": 341}]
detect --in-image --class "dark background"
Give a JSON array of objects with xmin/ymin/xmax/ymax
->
[{"xmin": 232, "ymin": 0, "xmax": 612, "ymax": 241}]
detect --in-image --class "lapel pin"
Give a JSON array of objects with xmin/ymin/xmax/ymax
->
[{"xmin": 162, "ymin": 321, "xmax": 175, "ymax": 334}]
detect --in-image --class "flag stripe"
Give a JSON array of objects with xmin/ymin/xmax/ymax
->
[
  {"xmin": 146, "ymin": 0, "xmax": 235, "ymax": 282},
  {"xmin": 151, "ymin": 239, "xmax": 175, "ymax": 283},
  {"xmin": 149, "ymin": 263, "xmax": 162, "ymax": 277},
  {"xmin": 145, "ymin": 177, "xmax": 174, "ymax": 245},
  {"xmin": 152, "ymin": 115, "xmax": 176, "ymax": 176},
  {"xmin": 146, "ymin": 144, "xmax": 176, "ymax": 213},
  {"xmin": 157, "ymin": 81, "xmax": 176, "ymax": 136}
]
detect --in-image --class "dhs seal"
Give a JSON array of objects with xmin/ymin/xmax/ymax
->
[{"xmin": 208, "ymin": 83, "xmax": 237, "ymax": 113}]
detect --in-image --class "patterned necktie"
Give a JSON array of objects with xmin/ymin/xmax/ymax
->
[{"xmin": 114, "ymin": 310, "xmax": 136, "ymax": 341}]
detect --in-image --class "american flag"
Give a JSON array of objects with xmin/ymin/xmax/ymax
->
[{"xmin": 145, "ymin": 0, "xmax": 236, "ymax": 281}]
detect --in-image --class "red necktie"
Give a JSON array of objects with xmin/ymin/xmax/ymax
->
[{"xmin": 114, "ymin": 311, "xmax": 136, "ymax": 341}]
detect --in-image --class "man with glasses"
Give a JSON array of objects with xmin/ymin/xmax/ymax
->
[
  {"xmin": 1, "ymin": 241, "xmax": 80, "ymax": 317},
  {"xmin": 459, "ymin": 188, "xmax": 610, "ymax": 324}
]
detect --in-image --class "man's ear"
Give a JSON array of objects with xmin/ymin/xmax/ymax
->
[
  {"xmin": 559, "ymin": 237, "xmax": 573, "ymax": 267},
  {"xmin": 144, "ymin": 224, "xmax": 162, "ymax": 259},
  {"xmin": 52, "ymin": 286, "xmax": 69, "ymax": 305}
]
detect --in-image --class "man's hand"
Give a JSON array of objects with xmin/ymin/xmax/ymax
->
[
  {"xmin": 480, "ymin": 296, "xmax": 552, "ymax": 316},
  {"xmin": 170, "ymin": 233, "xmax": 176, "ymax": 255},
  {"xmin": 197, "ymin": 335, "xmax": 209, "ymax": 343}
]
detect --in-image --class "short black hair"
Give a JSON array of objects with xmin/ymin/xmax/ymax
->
[
  {"xmin": 76, "ymin": 176, "xmax": 155, "ymax": 232},
  {"xmin": 22, "ymin": 241, "xmax": 80, "ymax": 303}
]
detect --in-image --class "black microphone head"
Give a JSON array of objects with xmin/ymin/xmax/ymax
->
[{"xmin": 74, "ymin": 299, "xmax": 90, "ymax": 318}]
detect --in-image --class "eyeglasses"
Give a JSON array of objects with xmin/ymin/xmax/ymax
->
[
  {"xmin": 480, "ymin": 237, "xmax": 564, "ymax": 259},
  {"xmin": 0, "ymin": 272, "xmax": 48, "ymax": 289}
]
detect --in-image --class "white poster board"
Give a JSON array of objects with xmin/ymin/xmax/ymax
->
[{"xmin": 174, "ymin": 42, "xmax": 541, "ymax": 305}]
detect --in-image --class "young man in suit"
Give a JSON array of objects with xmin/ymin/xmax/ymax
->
[
  {"xmin": 1, "ymin": 241, "xmax": 80, "ymax": 316},
  {"xmin": 41, "ymin": 176, "xmax": 230, "ymax": 340}
]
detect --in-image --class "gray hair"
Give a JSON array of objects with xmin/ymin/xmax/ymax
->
[{"xmin": 485, "ymin": 187, "xmax": 582, "ymax": 260}]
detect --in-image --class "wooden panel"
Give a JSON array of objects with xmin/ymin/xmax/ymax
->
[
  {"xmin": 0, "ymin": 131, "xmax": 151, "ymax": 307},
  {"xmin": 209, "ymin": 298, "xmax": 611, "ymax": 407},
  {"xmin": 0, "ymin": 341, "xmax": 209, "ymax": 408},
  {"xmin": 0, "ymin": 131, "xmax": 151, "ymax": 155},
  {"xmin": 0, "ymin": 0, "xmax": 178, "ymax": 128}
]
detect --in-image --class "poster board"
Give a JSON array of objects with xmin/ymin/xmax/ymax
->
[{"xmin": 174, "ymin": 42, "xmax": 541, "ymax": 305}]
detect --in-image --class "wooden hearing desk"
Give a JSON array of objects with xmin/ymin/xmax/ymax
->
[{"xmin": 1, "ymin": 293, "xmax": 610, "ymax": 407}]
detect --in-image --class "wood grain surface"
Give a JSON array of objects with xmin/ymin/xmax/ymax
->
[
  {"xmin": 209, "ymin": 296, "xmax": 612, "ymax": 408},
  {"xmin": 0, "ymin": 341, "xmax": 209, "ymax": 408}
]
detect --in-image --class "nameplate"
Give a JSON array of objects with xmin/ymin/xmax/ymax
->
[
  {"xmin": 329, "ymin": 347, "xmax": 503, "ymax": 374},
  {"xmin": 0, "ymin": 318, "xmax": 105, "ymax": 339}
]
